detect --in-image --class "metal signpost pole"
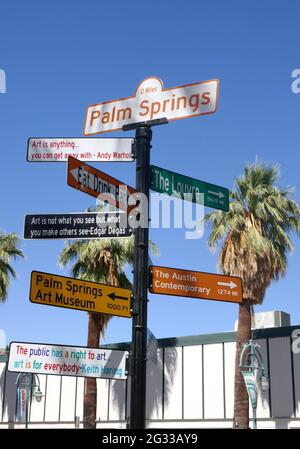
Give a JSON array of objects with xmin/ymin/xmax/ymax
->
[{"xmin": 130, "ymin": 125, "xmax": 152, "ymax": 429}]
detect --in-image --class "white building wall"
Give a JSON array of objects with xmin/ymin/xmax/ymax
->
[
  {"xmin": 75, "ymin": 377, "xmax": 84, "ymax": 421},
  {"xmin": 59, "ymin": 376, "xmax": 76, "ymax": 422},
  {"xmin": 44, "ymin": 375, "xmax": 61, "ymax": 422},
  {"xmin": 163, "ymin": 347, "xmax": 182, "ymax": 420},
  {"xmin": 203, "ymin": 343, "xmax": 224, "ymax": 419},
  {"xmin": 183, "ymin": 345, "xmax": 202, "ymax": 419},
  {"xmin": 1, "ymin": 328, "xmax": 300, "ymax": 428},
  {"xmin": 146, "ymin": 348, "xmax": 163, "ymax": 420},
  {"xmin": 224, "ymin": 342, "xmax": 235, "ymax": 419},
  {"xmin": 97, "ymin": 378, "xmax": 109, "ymax": 422},
  {"xmin": 109, "ymin": 379, "xmax": 126, "ymax": 421},
  {"xmin": 29, "ymin": 374, "xmax": 47, "ymax": 422}
]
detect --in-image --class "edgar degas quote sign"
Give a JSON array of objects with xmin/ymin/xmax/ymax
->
[
  {"xmin": 8, "ymin": 342, "xmax": 128, "ymax": 380},
  {"xmin": 84, "ymin": 76, "xmax": 219, "ymax": 135},
  {"xmin": 24, "ymin": 212, "xmax": 132, "ymax": 240}
]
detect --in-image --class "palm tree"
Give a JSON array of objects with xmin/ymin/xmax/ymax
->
[
  {"xmin": 204, "ymin": 160, "xmax": 300, "ymax": 428},
  {"xmin": 0, "ymin": 231, "xmax": 24, "ymax": 302},
  {"xmin": 59, "ymin": 236, "xmax": 134, "ymax": 429}
]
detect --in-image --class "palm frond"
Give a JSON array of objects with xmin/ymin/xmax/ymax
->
[
  {"xmin": 204, "ymin": 159, "xmax": 300, "ymax": 304},
  {"xmin": 0, "ymin": 231, "xmax": 23, "ymax": 302}
]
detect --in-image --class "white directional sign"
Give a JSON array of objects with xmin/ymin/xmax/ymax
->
[
  {"xmin": 27, "ymin": 137, "xmax": 134, "ymax": 162},
  {"xmin": 84, "ymin": 76, "xmax": 219, "ymax": 135},
  {"xmin": 8, "ymin": 342, "xmax": 128, "ymax": 380}
]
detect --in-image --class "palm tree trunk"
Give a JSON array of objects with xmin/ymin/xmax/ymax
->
[
  {"xmin": 233, "ymin": 299, "xmax": 251, "ymax": 428},
  {"xmin": 83, "ymin": 313, "xmax": 102, "ymax": 429}
]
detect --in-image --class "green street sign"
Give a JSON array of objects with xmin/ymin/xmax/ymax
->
[{"xmin": 150, "ymin": 165, "xmax": 229, "ymax": 211}]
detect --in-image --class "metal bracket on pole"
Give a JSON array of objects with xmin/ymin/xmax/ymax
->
[
  {"xmin": 131, "ymin": 140, "xmax": 137, "ymax": 160},
  {"xmin": 130, "ymin": 293, "xmax": 142, "ymax": 316},
  {"xmin": 125, "ymin": 353, "xmax": 130, "ymax": 377},
  {"xmin": 122, "ymin": 118, "xmax": 168, "ymax": 131}
]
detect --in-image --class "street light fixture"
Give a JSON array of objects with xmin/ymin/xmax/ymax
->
[
  {"xmin": 33, "ymin": 385, "xmax": 43, "ymax": 403},
  {"xmin": 239, "ymin": 339, "xmax": 269, "ymax": 429}
]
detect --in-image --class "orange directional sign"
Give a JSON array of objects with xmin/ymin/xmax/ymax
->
[
  {"xmin": 149, "ymin": 266, "xmax": 243, "ymax": 304},
  {"xmin": 30, "ymin": 271, "xmax": 132, "ymax": 318},
  {"xmin": 67, "ymin": 156, "xmax": 136, "ymax": 212}
]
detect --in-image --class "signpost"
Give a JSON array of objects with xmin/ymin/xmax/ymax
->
[
  {"xmin": 22, "ymin": 74, "xmax": 245, "ymax": 431},
  {"xmin": 81, "ymin": 77, "xmax": 219, "ymax": 429},
  {"xmin": 30, "ymin": 271, "xmax": 132, "ymax": 318},
  {"xmin": 8, "ymin": 342, "xmax": 128, "ymax": 380},
  {"xmin": 67, "ymin": 156, "xmax": 136, "ymax": 211},
  {"xmin": 84, "ymin": 76, "xmax": 219, "ymax": 135},
  {"xmin": 128, "ymin": 125, "xmax": 153, "ymax": 430},
  {"xmin": 24, "ymin": 212, "xmax": 133, "ymax": 240},
  {"xmin": 149, "ymin": 265, "xmax": 243, "ymax": 303},
  {"xmin": 150, "ymin": 165, "xmax": 229, "ymax": 211},
  {"xmin": 27, "ymin": 137, "xmax": 134, "ymax": 162}
]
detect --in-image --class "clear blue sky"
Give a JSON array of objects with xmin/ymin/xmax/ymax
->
[{"xmin": 1, "ymin": 0, "xmax": 299, "ymax": 347}]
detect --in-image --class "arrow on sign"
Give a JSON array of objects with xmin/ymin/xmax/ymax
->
[
  {"xmin": 70, "ymin": 167, "xmax": 92, "ymax": 192},
  {"xmin": 208, "ymin": 190, "xmax": 225, "ymax": 199},
  {"xmin": 70, "ymin": 167, "xmax": 85, "ymax": 188},
  {"xmin": 217, "ymin": 281, "xmax": 237, "ymax": 289},
  {"xmin": 108, "ymin": 292, "xmax": 129, "ymax": 301}
]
